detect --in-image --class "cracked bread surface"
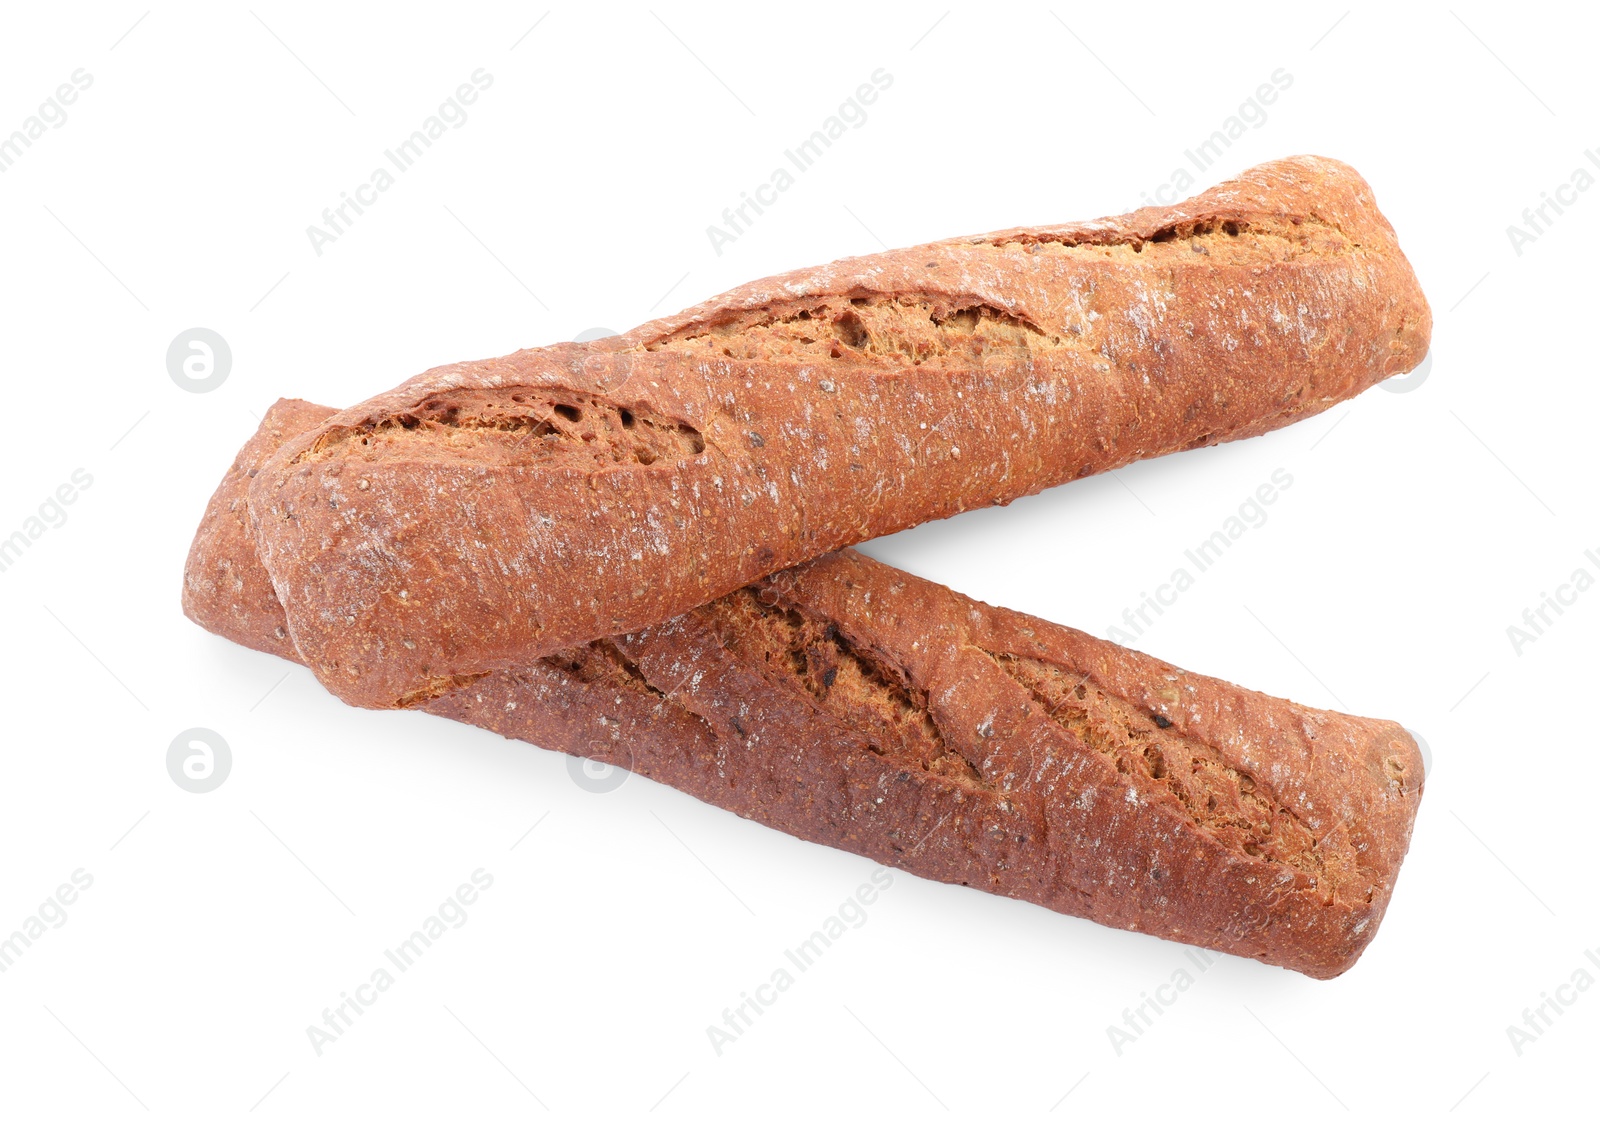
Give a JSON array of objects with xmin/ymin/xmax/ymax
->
[
  {"xmin": 247, "ymin": 156, "xmax": 1433, "ymax": 710},
  {"xmin": 444, "ymin": 571, "xmax": 1423, "ymax": 979},
  {"xmin": 187, "ymin": 401, "xmax": 1424, "ymax": 978}
]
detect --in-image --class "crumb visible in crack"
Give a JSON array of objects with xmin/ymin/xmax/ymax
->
[
  {"xmin": 301, "ymin": 388, "xmax": 705, "ymax": 470},
  {"xmin": 643, "ymin": 293, "xmax": 1060, "ymax": 369},
  {"xmin": 397, "ymin": 672, "xmax": 490, "ymax": 708},
  {"xmin": 985, "ymin": 650, "xmax": 1327, "ymax": 882},
  {"xmin": 701, "ymin": 586, "xmax": 988, "ymax": 787}
]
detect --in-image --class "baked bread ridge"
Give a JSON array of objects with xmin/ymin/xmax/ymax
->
[
  {"xmin": 190, "ymin": 403, "xmax": 1424, "ymax": 978},
  {"xmin": 249, "ymin": 155, "xmax": 1432, "ymax": 710}
]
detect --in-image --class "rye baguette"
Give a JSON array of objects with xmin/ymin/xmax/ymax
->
[
  {"xmin": 249, "ymin": 156, "xmax": 1430, "ymax": 709},
  {"xmin": 190, "ymin": 401, "xmax": 1425, "ymax": 978}
]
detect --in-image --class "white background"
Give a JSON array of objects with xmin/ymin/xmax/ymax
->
[{"xmin": 1, "ymin": 2, "xmax": 1593, "ymax": 1118}]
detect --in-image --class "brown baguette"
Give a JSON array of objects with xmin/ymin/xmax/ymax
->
[
  {"xmin": 191, "ymin": 400, "xmax": 1425, "ymax": 978},
  {"xmin": 248, "ymin": 156, "xmax": 1431, "ymax": 710}
]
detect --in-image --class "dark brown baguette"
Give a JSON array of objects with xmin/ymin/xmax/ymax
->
[
  {"xmin": 247, "ymin": 156, "xmax": 1432, "ymax": 709},
  {"xmin": 191, "ymin": 400, "xmax": 1425, "ymax": 978}
]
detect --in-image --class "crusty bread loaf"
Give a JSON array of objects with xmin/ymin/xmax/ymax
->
[
  {"xmin": 189, "ymin": 400, "xmax": 1424, "ymax": 978},
  {"xmin": 247, "ymin": 156, "xmax": 1432, "ymax": 709}
]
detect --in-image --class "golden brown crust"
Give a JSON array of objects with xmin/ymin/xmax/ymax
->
[
  {"xmin": 188, "ymin": 403, "xmax": 1424, "ymax": 978},
  {"xmin": 248, "ymin": 156, "xmax": 1432, "ymax": 710}
]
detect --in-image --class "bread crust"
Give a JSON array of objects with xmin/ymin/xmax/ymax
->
[
  {"xmin": 181, "ymin": 399, "xmax": 338, "ymax": 657},
  {"xmin": 189, "ymin": 400, "xmax": 1424, "ymax": 978},
  {"xmin": 248, "ymin": 156, "xmax": 1433, "ymax": 709}
]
